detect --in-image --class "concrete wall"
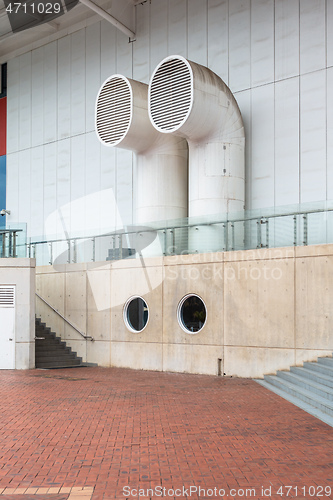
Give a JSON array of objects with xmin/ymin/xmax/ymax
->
[
  {"xmin": 0, "ymin": 258, "xmax": 35, "ymax": 369},
  {"xmin": 5, "ymin": 0, "xmax": 333, "ymax": 241},
  {"xmin": 36, "ymin": 244, "xmax": 333, "ymax": 378}
]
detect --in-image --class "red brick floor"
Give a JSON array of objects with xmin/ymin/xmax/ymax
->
[{"xmin": 0, "ymin": 367, "xmax": 332, "ymax": 500}]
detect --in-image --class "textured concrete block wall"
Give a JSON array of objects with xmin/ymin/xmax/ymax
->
[{"xmin": 36, "ymin": 244, "xmax": 333, "ymax": 378}]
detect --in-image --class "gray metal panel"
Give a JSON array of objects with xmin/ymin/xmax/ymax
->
[
  {"xmin": 101, "ymin": 20, "xmax": 116, "ymax": 84},
  {"xmin": 85, "ymin": 132, "xmax": 101, "ymax": 235},
  {"xmin": 18, "ymin": 149, "xmax": 31, "ymax": 236},
  {"xmin": 5, "ymin": 153, "xmax": 19, "ymax": 221},
  {"xmin": 300, "ymin": 70, "xmax": 326, "ymax": 203},
  {"xmin": 116, "ymin": 29, "xmax": 132, "ymax": 77},
  {"xmin": 275, "ymin": 78, "xmax": 300, "ymax": 206},
  {"xmin": 115, "ymin": 148, "xmax": 133, "ymax": 227},
  {"xmin": 43, "ymin": 41, "xmax": 57, "ymax": 144},
  {"xmin": 328, "ymin": 0, "xmax": 333, "ymax": 68},
  {"xmin": 7, "ymin": 58, "xmax": 19, "ymax": 154},
  {"xmin": 70, "ymin": 135, "xmax": 86, "ymax": 237},
  {"xmin": 57, "ymin": 36, "xmax": 71, "ymax": 140},
  {"xmin": 31, "ymin": 47, "xmax": 44, "ymax": 147},
  {"xmin": 275, "ymin": 0, "xmax": 299, "ymax": 80},
  {"xmin": 229, "ymin": 0, "xmax": 251, "ymax": 92},
  {"xmin": 300, "ymin": 0, "xmax": 326, "ymax": 75},
  {"xmin": 100, "ymin": 146, "xmax": 116, "ymax": 231},
  {"xmin": 133, "ymin": 3, "xmax": 150, "ymax": 83},
  {"xmin": 188, "ymin": 0, "xmax": 207, "ymax": 66},
  {"xmin": 18, "ymin": 52, "xmax": 32, "ymax": 151},
  {"xmin": 30, "ymin": 146, "xmax": 44, "ymax": 239},
  {"xmin": 251, "ymin": 84, "xmax": 275, "ymax": 209},
  {"xmin": 56, "ymin": 138, "xmax": 71, "ymax": 213},
  {"xmin": 150, "ymin": 0, "xmax": 168, "ymax": 73},
  {"xmin": 251, "ymin": 0, "xmax": 274, "ymax": 86},
  {"xmin": 234, "ymin": 89, "xmax": 252, "ymax": 209},
  {"xmin": 327, "ymin": 68, "xmax": 333, "ymax": 200},
  {"xmin": 168, "ymin": 0, "xmax": 187, "ymax": 57},
  {"xmin": 208, "ymin": 0, "xmax": 228, "ymax": 85},
  {"xmin": 70, "ymin": 29, "xmax": 86, "ymax": 137},
  {"xmin": 43, "ymin": 143, "xmax": 57, "ymax": 235},
  {"xmin": 86, "ymin": 23, "xmax": 101, "ymax": 133}
]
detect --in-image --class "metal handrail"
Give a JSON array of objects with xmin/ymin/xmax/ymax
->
[{"xmin": 35, "ymin": 292, "xmax": 94, "ymax": 341}]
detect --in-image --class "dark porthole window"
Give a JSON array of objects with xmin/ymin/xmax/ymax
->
[
  {"xmin": 177, "ymin": 294, "xmax": 207, "ymax": 334},
  {"xmin": 124, "ymin": 296, "xmax": 149, "ymax": 333}
]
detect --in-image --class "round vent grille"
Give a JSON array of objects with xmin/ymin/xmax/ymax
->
[
  {"xmin": 149, "ymin": 57, "xmax": 193, "ymax": 132},
  {"xmin": 96, "ymin": 76, "xmax": 132, "ymax": 146}
]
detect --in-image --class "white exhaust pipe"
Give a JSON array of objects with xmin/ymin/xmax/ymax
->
[
  {"xmin": 96, "ymin": 74, "xmax": 188, "ymax": 224},
  {"xmin": 148, "ymin": 55, "xmax": 245, "ymax": 219}
]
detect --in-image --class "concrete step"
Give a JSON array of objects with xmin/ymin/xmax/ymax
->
[
  {"xmin": 317, "ymin": 357, "xmax": 333, "ymax": 368},
  {"xmin": 290, "ymin": 366, "xmax": 333, "ymax": 389},
  {"xmin": 303, "ymin": 361, "xmax": 333, "ymax": 378},
  {"xmin": 262, "ymin": 375, "xmax": 333, "ymax": 417},
  {"xmin": 35, "ymin": 317, "xmax": 83, "ymax": 369},
  {"xmin": 276, "ymin": 370, "xmax": 333, "ymax": 401},
  {"xmin": 256, "ymin": 379, "xmax": 333, "ymax": 428}
]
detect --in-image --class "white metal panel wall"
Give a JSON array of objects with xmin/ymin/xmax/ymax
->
[
  {"xmin": 19, "ymin": 52, "xmax": 32, "ymax": 152},
  {"xmin": 275, "ymin": 78, "xmax": 300, "ymax": 206},
  {"xmin": 44, "ymin": 42, "xmax": 57, "ymax": 144},
  {"xmin": 328, "ymin": 0, "xmax": 333, "ymax": 68},
  {"xmin": 150, "ymin": 0, "xmax": 168, "ymax": 73},
  {"xmin": 188, "ymin": 0, "xmax": 207, "ymax": 66},
  {"xmin": 57, "ymin": 36, "xmax": 71, "ymax": 140},
  {"xmin": 229, "ymin": 0, "xmax": 251, "ymax": 93},
  {"xmin": 300, "ymin": 0, "xmax": 326, "ymax": 75},
  {"xmin": 31, "ymin": 47, "xmax": 44, "ymax": 147},
  {"xmin": 86, "ymin": 23, "xmax": 101, "ymax": 133},
  {"xmin": 18, "ymin": 149, "xmax": 31, "ymax": 235},
  {"xmin": 30, "ymin": 146, "xmax": 44, "ymax": 239},
  {"xmin": 327, "ymin": 67, "xmax": 333, "ymax": 200},
  {"xmin": 300, "ymin": 70, "xmax": 327, "ymax": 203},
  {"xmin": 5, "ymin": 0, "xmax": 333, "ymax": 243},
  {"xmin": 251, "ymin": 0, "xmax": 274, "ymax": 87},
  {"xmin": 6, "ymin": 57, "xmax": 19, "ymax": 154},
  {"xmin": 208, "ymin": 0, "xmax": 229, "ymax": 84},
  {"xmin": 168, "ymin": 0, "xmax": 187, "ymax": 56},
  {"xmin": 251, "ymin": 84, "xmax": 275, "ymax": 209},
  {"xmin": 71, "ymin": 30, "xmax": 86, "ymax": 137},
  {"xmin": 275, "ymin": 0, "xmax": 299, "ymax": 81}
]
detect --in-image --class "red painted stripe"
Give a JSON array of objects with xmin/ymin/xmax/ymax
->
[{"xmin": 0, "ymin": 97, "xmax": 6, "ymax": 156}]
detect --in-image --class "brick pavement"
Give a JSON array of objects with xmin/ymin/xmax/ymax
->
[{"xmin": 0, "ymin": 367, "xmax": 331, "ymax": 500}]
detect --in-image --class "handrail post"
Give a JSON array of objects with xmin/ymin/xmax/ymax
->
[
  {"xmin": 256, "ymin": 218, "xmax": 261, "ymax": 248},
  {"xmin": 92, "ymin": 237, "xmax": 96, "ymax": 262},
  {"xmin": 303, "ymin": 214, "xmax": 308, "ymax": 246},
  {"xmin": 293, "ymin": 215, "xmax": 297, "ymax": 246},
  {"xmin": 49, "ymin": 242, "xmax": 53, "ymax": 265},
  {"xmin": 67, "ymin": 240, "xmax": 70, "ymax": 263}
]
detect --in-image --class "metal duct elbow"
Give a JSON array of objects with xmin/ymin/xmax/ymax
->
[
  {"xmin": 148, "ymin": 55, "xmax": 245, "ymax": 218},
  {"xmin": 96, "ymin": 74, "xmax": 188, "ymax": 223}
]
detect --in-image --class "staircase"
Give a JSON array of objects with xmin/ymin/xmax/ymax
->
[
  {"xmin": 256, "ymin": 355, "xmax": 333, "ymax": 428},
  {"xmin": 35, "ymin": 318, "xmax": 83, "ymax": 369}
]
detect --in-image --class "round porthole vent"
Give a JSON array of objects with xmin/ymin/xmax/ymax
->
[
  {"xmin": 124, "ymin": 296, "xmax": 149, "ymax": 333},
  {"xmin": 177, "ymin": 294, "xmax": 207, "ymax": 334}
]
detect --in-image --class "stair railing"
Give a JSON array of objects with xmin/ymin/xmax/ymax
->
[{"xmin": 36, "ymin": 293, "xmax": 94, "ymax": 341}]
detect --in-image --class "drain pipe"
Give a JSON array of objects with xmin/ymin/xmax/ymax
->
[
  {"xmin": 148, "ymin": 55, "xmax": 245, "ymax": 252},
  {"xmin": 95, "ymin": 74, "xmax": 188, "ymax": 224}
]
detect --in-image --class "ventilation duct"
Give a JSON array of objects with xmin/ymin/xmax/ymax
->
[
  {"xmin": 149, "ymin": 55, "xmax": 245, "ymax": 221},
  {"xmin": 96, "ymin": 74, "xmax": 188, "ymax": 224}
]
